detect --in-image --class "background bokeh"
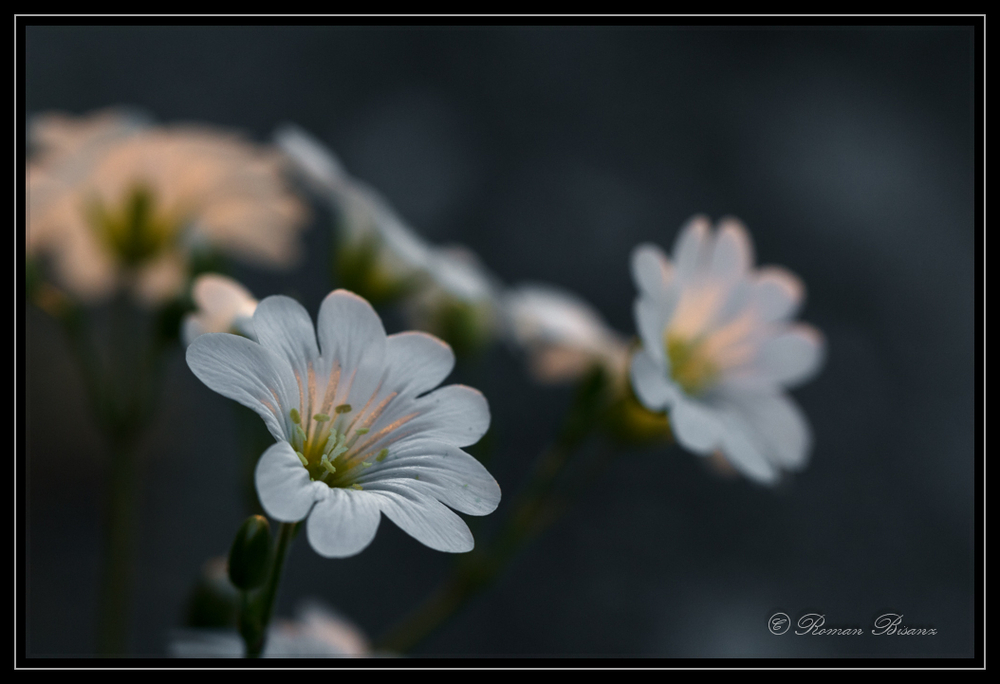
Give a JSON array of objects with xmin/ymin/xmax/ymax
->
[{"xmin": 25, "ymin": 24, "xmax": 977, "ymax": 657}]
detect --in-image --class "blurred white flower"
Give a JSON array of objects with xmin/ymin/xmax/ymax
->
[
  {"xmin": 403, "ymin": 244, "xmax": 503, "ymax": 356},
  {"xmin": 276, "ymin": 124, "xmax": 432, "ymax": 302},
  {"xmin": 276, "ymin": 125, "xmax": 502, "ymax": 353},
  {"xmin": 170, "ymin": 600, "xmax": 370, "ymax": 657},
  {"xmin": 27, "ymin": 109, "xmax": 307, "ymax": 305},
  {"xmin": 629, "ymin": 216, "xmax": 824, "ymax": 484},
  {"xmin": 186, "ymin": 289, "xmax": 500, "ymax": 558},
  {"xmin": 181, "ymin": 274, "xmax": 259, "ymax": 345},
  {"xmin": 504, "ymin": 283, "xmax": 629, "ymax": 384}
]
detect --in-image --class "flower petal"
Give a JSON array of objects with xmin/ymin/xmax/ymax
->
[
  {"xmin": 252, "ymin": 295, "xmax": 320, "ymax": 400},
  {"xmin": 384, "ymin": 331, "xmax": 455, "ymax": 397},
  {"xmin": 634, "ymin": 297, "xmax": 673, "ymax": 366},
  {"xmin": 630, "ymin": 243, "xmax": 674, "ymax": 299},
  {"xmin": 670, "ymin": 396, "xmax": 726, "ymax": 453},
  {"xmin": 366, "ymin": 385, "xmax": 490, "ymax": 451},
  {"xmin": 274, "ymin": 124, "xmax": 346, "ymax": 193},
  {"xmin": 356, "ymin": 439, "xmax": 500, "ymax": 515},
  {"xmin": 709, "ymin": 217, "xmax": 754, "ymax": 284},
  {"xmin": 182, "ymin": 316, "xmax": 207, "ymax": 347},
  {"xmin": 193, "ymin": 273, "xmax": 257, "ymax": 317},
  {"xmin": 183, "ymin": 275, "xmax": 259, "ymax": 345},
  {"xmin": 186, "ymin": 333, "xmax": 297, "ymax": 442},
  {"xmin": 169, "ymin": 630, "xmax": 243, "ymax": 657},
  {"xmin": 629, "ymin": 348, "xmax": 676, "ymax": 411},
  {"xmin": 728, "ymin": 393, "xmax": 812, "ymax": 471},
  {"xmin": 672, "ymin": 215, "xmax": 712, "ymax": 284},
  {"xmin": 756, "ymin": 324, "xmax": 825, "ymax": 388},
  {"xmin": 316, "ymin": 290, "xmax": 388, "ymax": 408},
  {"xmin": 753, "ymin": 267, "xmax": 804, "ymax": 323},
  {"xmin": 306, "ymin": 488, "xmax": 382, "ymax": 558},
  {"xmin": 135, "ymin": 252, "xmax": 186, "ymax": 305},
  {"xmin": 717, "ymin": 415, "xmax": 780, "ymax": 485},
  {"xmin": 365, "ymin": 481, "xmax": 474, "ymax": 553},
  {"xmin": 255, "ymin": 441, "xmax": 325, "ymax": 522}
]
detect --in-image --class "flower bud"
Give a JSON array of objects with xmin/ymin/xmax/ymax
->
[{"xmin": 228, "ymin": 515, "xmax": 271, "ymax": 591}]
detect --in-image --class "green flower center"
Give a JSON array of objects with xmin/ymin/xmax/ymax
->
[
  {"xmin": 86, "ymin": 183, "xmax": 183, "ymax": 266},
  {"xmin": 665, "ymin": 333, "xmax": 718, "ymax": 396},
  {"xmin": 288, "ymin": 406, "xmax": 387, "ymax": 489}
]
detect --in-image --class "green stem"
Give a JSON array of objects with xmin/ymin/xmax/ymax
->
[
  {"xmin": 242, "ymin": 521, "xmax": 297, "ymax": 658},
  {"xmin": 377, "ymin": 369, "xmax": 608, "ymax": 654},
  {"xmin": 96, "ymin": 436, "xmax": 139, "ymax": 656},
  {"xmin": 91, "ymin": 294, "xmax": 166, "ymax": 656}
]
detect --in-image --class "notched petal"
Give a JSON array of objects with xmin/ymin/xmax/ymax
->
[
  {"xmin": 255, "ymin": 442, "xmax": 323, "ymax": 522},
  {"xmin": 384, "ymin": 331, "xmax": 455, "ymax": 396},
  {"xmin": 253, "ymin": 295, "xmax": 320, "ymax": 382},
  {"xmin": 186, "ymin": 333, "xmax": 295, "ymax": 441},
  {"xmin": 306, "ymin": 489, "xmax": 382, "ymax": 558},
  {"xmin": 367, "ymin": 482, "xmax": 475, "ymax": 553},
  {"xmin": 631, "ymin": 243, "xmax": 673, "ymax": 298}
]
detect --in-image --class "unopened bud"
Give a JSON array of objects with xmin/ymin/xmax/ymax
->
[{"xmin": 227, "ymin": 515, "xmax": 271, "ymax": 591}]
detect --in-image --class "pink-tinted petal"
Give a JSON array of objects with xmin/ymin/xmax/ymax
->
[
  {"xmin": 756, "ymin": 324, "xmax": 825, "ymax": 388},
  {"xmin": 752, "ymin": 267, "xmax": 805, "ymax": 323},
  {"xmin": 709, "ymin": 217, "xmax": 754, "ymax": 284},
  {"xmin": 672, "ymin": 215, "xmax": 712, "ymax": 284}
]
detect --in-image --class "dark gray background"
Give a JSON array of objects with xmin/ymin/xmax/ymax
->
[{"xmin": 25, "ymin": 24, "xmax": 978, "ymax": 658}]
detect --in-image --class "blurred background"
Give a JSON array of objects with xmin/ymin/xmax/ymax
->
[{"xmin": 24, "ymin": 24, "xmax": 977, "ymax": 657}]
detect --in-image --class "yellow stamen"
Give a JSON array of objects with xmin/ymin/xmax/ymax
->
[{"xmin": 665, "ymin": 333, "xmax": 719, "ymax": 396}]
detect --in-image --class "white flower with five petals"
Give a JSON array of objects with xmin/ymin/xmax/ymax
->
[
  {"xmin": 629, "ymin": 216, "xmax": 824, "ymax": 484},
  {"xmin": 186, "ymin": 289, "xmax": 500, "ymax": 557}
]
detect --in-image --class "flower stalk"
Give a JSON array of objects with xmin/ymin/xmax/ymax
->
[
  {"xmin": 238, "ymin": 521, "xmax": 298, "ymax": 658},
  {"xmin": 29, "ymin": 286, "xmax": 172, "ymax": 656},
  {"xmin": 377, "ymin": 367, "xmax": 609, "ymax": 654}
]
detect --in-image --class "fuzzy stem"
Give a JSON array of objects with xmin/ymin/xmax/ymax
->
[{"xmin": 241, "ymin": 521, "xmax": 297, "ymax": 658}]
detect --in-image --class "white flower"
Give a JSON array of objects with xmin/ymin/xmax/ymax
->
[
  {"xmin": 170, "ymin": 600, "xmax": 370, "ymax": 657},
  {"xmin": 181, "ymin": 274, "xmax": 259, "ymax": 345},
  {"xmin": 403, "ymin": 244, "xmax": 503, "ymax": 355},
  {"xmin": 503, "ymin": 283, "xmax": 629, "ymax": 384},
  {"xmin": 276, "ymin": 124, "xmax": 503, "ymax": 351},
  {"xmin": 275, "ymin": 124, "xmax": 433, "ymax": 297},
  {"xmin": 186, "ymin": 289, "xmax": 500, "ymax": 557},
  {"xmin": 629, "ymin": 216, "xmax": 825, "ymax": 484},
  {"xmin": 27, "ymin": 109, "xmax": 307, "ymax": 305}
]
